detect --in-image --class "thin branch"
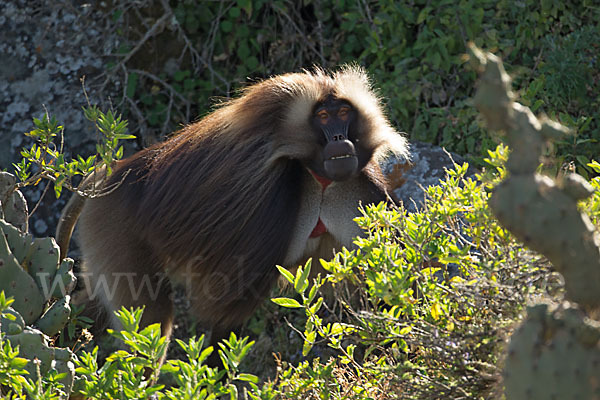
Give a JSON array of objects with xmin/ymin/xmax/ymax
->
[
  {"xmin": 28, "ymin": 180, "xmax": 51, "ymax": 219},
  {"xmin": 128, "ymin": 68, "xmax": 191, "ymax": 107}
]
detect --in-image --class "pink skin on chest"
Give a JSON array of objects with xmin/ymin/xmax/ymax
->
[{"xmin": 308, "ymin": 171, "xmax": 332, "ymax": 238}]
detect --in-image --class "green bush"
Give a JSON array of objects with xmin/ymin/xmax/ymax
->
[
  {"xmin": 0, "ymin": 155, "xmax": 527, "ymax": 399},
  {"xmin": 261, "ymin": 150, "xmax": 554, "ymax": 399}
]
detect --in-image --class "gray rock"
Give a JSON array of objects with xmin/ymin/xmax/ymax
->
[{"xmin": 388, "ymin": 140, "xmax": 476, "ymax": 212}]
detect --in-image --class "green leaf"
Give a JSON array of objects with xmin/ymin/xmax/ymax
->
[
  {"xmin": 294, "ymin": 259, "xmax": 311, "ymax": 294},
  {"xmin": 329, "ymin": 322, "xmax": 344, "ymax": 336},
  {"xmin": 126, "ymin": 72, "xmax": 138, "ymax": 98},
  {"xmin": 307, "ymin": 282, "xmax": 319, "ymax": 303},
  {"xmin": 54, "ymin": 179, "xmax": 64, "ymax": 198},
  {"xmin": 9, "ymin": 357, "xmax": 29, "ymax": 369},
  {"xmin": 174, "ymin": 70, "xmax": 190, "ymax": 82},
  {"xmin": 302, "ymin": 330, "xmax": 316, "ymax": 356},
  {"xmin": 199, "ymin": 347, "xmax": 213, "ymax": 364},
  {"xmin": 228, "ymin": 383, "xmax": 239, "ymax": 400},
  {"xmin": 115, "ymin": 133, "xmax": 135, "ymax": 140},
  {"xmin": 237, "ymin": 41, "xmax": 250, "ymax": 60},
  {"xmin": 399, "ymin": 326, "xmax": 412, "ymax": 335},
  {"xmin": 531, "ymin": 99, "xmax": 544, "ymax": 112},
  {"xmin": 221, "ymin": 20, "xmax": 233, "ymax": 33},
  {"xmin": 236, "ymin": 373, "xmax": 259, "ymax": 383},
  {"xmin": 271, "ymin": 297, "xmax": 302, "ymax": 308},
  {"xmin": 2, "ymin": 312, "xmax": 16, "ymax": 321},
  {"xmin": 229, "ymin": 7, "xmax": 241, "ymax": 18},
  {"xmin": 309, "ymin": 297, "xmax": 323, "ymax": 315},
  {"xmin": 417, "ymin": 6, "xmax": 431, "ymax": 24},
  {"xmin": 276, "ymin": 265, "xmax": 294, "ymax": 284},
  {"xmin": 430, "ymin": 302, "xmax": 444, "ymax": 321},
  {"xmin": 576, "ymin": 155, "xmax": 590, "ymax": 167},
  {"xmin": 245, "ymin": 56, "xmax": 259, "ymax": 70},
  {"xmin": 587, "ymin": 160, "xmax": 600, "ymax": 173},
  {"xmin": 160, "ymin": 363, "xmax": 180, "ymax": 374}
]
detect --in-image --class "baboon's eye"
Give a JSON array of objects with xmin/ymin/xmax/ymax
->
[
  {"xmin": 317, "ymin": 110, "xmax": 329, "ymax": 124},
  {"xmin": 337, "ymin": 106, "xmax": 350, "ymax": 121}
]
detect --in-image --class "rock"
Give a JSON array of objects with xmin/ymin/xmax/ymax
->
[{"xmin": 387, "ymin": 140, "xmax": 476, "ymax": 212}]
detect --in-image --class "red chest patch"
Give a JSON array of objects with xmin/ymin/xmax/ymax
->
[
  {"xmin": 311, "ymin": 172, "xmax": 332, "ymax": 190},
  {"xmin": 308, "ymin": 170, "xmax": 332, "ymax": 238},
  {"xmin": 310, "ymin": 218, "xmax": 327, "ymax": 238}
]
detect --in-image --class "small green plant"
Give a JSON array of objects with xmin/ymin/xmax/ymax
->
[
  {"xmin": 12, "ymin": 107, "xmax": 134, "ymax": 199},
  {"xmin": 0, "ymin": 292, "xmax": 29, "ymax": 395},
  {"xmin": 273, "ymin": 260, "xmax": 355, "ymax": 360},
  {"xmin": 74, "ymin": 307, "xmax": 167, "ymax": 399},
  {"xmin": 72, "ymin": 307, "xmax": 258, "ymax": 400}
]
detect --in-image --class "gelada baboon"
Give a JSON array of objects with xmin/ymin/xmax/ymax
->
[{"xmin": 56, "ymin": 66, "xmax": 409, "ymax": 349}]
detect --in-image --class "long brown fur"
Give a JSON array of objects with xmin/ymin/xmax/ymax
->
[{"xmin": 58, "ymin": 65, "xmax": 409, "ymax": 348}]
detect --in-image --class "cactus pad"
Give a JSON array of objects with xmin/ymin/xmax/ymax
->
[
  {"xmin": 0, "ymin": 174, "xmax": 76, "ymax": 396},
  {"xmin": 7, "ymin": 326, "xmax": 75, "ymax": 393},
  {"xmin": 0, "ymin": 171, "xmax": 28, "ymax": 232},
  {"xmin": 503, "ymin": 304, "xmax": 600, "ymax": 399},
  {"xmin": 0, "ymin": 223, "xmax": 45, "ymax": 324}
]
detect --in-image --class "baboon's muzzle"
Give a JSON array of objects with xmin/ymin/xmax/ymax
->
[{"xmin": 323, "ymin": 137, "xmax": 358, "ymax": 181}]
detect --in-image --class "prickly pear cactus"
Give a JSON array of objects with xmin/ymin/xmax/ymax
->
[
  {"xmin": 1, "ymin": 310, "xmax": 76, "ymax": 393},
  {"xmin": 468, "ymin": 45, "xmax": 600, "ymax": 399},
  {"xmin": 0, "ymin": 171, "xmax": 28, "ymax": 232},
  {"xmin": 0, "ymin": 173, "xmax": 76, "ymax": 393},
  {"xmin": 503, "ymin": 304, "xmax": 600, "ymax": 399},
  {"xmin": 0, "ymin": 219, "xmax": 76, "ymax": 330},
  {"xmin": 468, "ymin": 45, "xmax": 600, "ymax": 309}
]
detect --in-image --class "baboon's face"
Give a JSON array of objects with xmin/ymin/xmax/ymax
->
[{"xmin": 309, "ymin": 96, "xmax": 364, "ymax": 181}]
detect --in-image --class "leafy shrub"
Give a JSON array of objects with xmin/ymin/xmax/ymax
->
[
  {"xmin": 262, "ymin": 149, "xmax": 561, "ymax": 399},
  {"xmin": 1, "ymin": 304, "xmax": 257, "ymax": 400},
  {"xmin": 13, "ymin": 108, "xmax": 134, "ymax": 199}
]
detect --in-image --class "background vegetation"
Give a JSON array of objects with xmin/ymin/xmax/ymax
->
[
  {"xmin": 1, "ymin": 0, "xmax": 599, "ymax": 399},
  {"xmin": 105, "ymin": 0, "xmax": 598, "ymax": 174}
]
